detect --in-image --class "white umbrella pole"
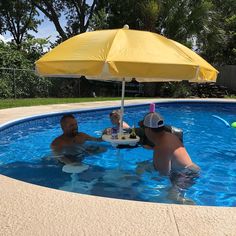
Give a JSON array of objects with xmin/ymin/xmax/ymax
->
[{"xmin": 119, "ymin": 78, "xmax": 125, "ymax": 138}]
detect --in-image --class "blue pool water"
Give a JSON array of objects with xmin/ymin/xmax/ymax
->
[{"xmin": 0, "ymin": 102, "xmax": 235, "ymax": 206}]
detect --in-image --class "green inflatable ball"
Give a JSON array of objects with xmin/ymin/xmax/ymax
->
[{"xmin": 231, "ymin": 122, "xmax": 236, "ymax": 128}]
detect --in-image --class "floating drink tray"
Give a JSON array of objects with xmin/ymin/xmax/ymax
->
[{"xmin": 102, "ymin": 134, "xmax": 140, "ymax": 147}]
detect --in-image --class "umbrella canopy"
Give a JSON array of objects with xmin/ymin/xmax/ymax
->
[
  {"xmin": 35, "ymin": 26, "xmax": 218, "ymax": 82},
  {"xmin": 35, "ymin": 26, "xmax": 218, "ymax": 137}
]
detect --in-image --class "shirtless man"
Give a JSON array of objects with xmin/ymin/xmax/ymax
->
[
  {"xmin": 140, "ymin": 112, "xmax": 200, "ymax": 178},
  {"xmin": 51, "ymin": 114, "xmax": 102, "ymax": 164}
]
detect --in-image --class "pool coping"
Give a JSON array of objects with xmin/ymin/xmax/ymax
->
[{"xmin": 0, "ymin": 98, "xmax": 236, "ymax": 236}]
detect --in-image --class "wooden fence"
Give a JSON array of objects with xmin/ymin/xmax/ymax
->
[{"xmin": 217, "ymin": 65, "xmax": 236, "ymax": 91}]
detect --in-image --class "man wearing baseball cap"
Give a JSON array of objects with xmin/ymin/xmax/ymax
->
[{"xmin": 140, "ymin": 112, "xmax": 200, "ymax": 180}]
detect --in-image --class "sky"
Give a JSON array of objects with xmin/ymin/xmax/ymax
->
[
  {"xmin": 1, "ymin": 12, "xmax": 65, "ymax": 44},
  {"xmin": 32, "ymin": 15, "xmax": 64, "ymax": 43}
]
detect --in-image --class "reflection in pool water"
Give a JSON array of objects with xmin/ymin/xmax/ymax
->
[{"xmin": 0, "ymin": 102, "xmax": 235, "ymax": 206}]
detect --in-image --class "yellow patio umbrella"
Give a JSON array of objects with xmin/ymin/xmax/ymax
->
[{"xmin": 35, "ymin": 25, "xmax": 218, "ymax": 135}]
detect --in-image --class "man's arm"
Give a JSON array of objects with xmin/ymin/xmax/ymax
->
[{"xmin": 82, "ymin": 133, "xmax": 102, "ymax": 142}]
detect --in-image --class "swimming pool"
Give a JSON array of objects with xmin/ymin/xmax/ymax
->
[{"xmin": 0, "ymin": 101, "xmax": 235, "ymax": 206}]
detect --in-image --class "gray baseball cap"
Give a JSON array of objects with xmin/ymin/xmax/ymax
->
[{"xmin": 143, "ymin": 112, "xmax": 164, "ymax": 128}]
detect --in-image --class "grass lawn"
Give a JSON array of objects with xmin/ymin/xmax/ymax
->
[
  {"xmin": 0, "ymin": 96, "xmax": 235, "ymax": 110},
  {"xmin": 225, "ymin": 95, "xmax": 236, "ymax": 99},
  {"xmin": 0, "ymin": 97, "xmax": 142, "ymax": 109}
]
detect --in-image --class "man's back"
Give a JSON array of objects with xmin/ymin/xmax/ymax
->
[{"xmin": 153, "ymin": 131, "xmax": 195, "ymax": 174}]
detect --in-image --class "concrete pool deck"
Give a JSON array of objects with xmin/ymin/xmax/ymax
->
[{"xmin": 0, "ymin": 98, "xmax": 235, "ymax": 236}]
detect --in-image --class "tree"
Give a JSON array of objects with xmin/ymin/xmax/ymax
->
[
  {"xmin": 65, "ymin": 0, "xmax": 98, "ymax": 35},
  {"xmin": 92, "ymin": 0, "xmax": 213, "ymax": 47},
  {"xmin": 137, "ymin": 0, "xmax": 160, "ymax": 32},
  {"xmin": 0, "ymin": 0, "xmax": 41, "ymax": 49},
  {"xmin": 89, "ymin": 8, "xmax": 109, "ymax": 30},
  {"xmin": 0, "ymin": 41, "xmax": 52, "ymax": 98},
  {"xmin": 90, "ymin": 0, "xmax": 160, "ymax": 32},
  {"xmin": 199, "ymin": 0, "xmax": 236, "ymax": 65},
  {"xmin": 32, "ymin": 0, "xmax": 67, "ymax": 41},
  {"xmin": 21, "ymin": 36, "xmax": 50, "ymax": 61},
  {"xmin": 157, "ymin": 0, "xmax": 214, "ymax": 45},
  {"xmin": 32, "ymin": 0, "xmax": 98, "ymax": 42},
  {"xmin": 103, "ymin": 0, "xmax": 141, "ymax": 30}
]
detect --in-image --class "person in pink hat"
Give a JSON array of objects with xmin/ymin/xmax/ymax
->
[{"xmin": 140, "ymin": 112, "xmax": 200, "ymax": 185}]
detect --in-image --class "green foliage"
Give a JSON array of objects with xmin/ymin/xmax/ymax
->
[
  {"xmin": 199, "ymin": 0, "xmax": 236, "ymax": 65},
  {"xmin": 102, "ymin": 0, "xmax": 142, "ymax": 29},
  {"xmin": 0, "ymin": 68, "xmax": 52, "ymax": 99},
  {"xmin": 159, "ymin": 82, "xmax": 192, "ymax": 98},
  {"xmin": 49, "ymin": 77, "xmax": 82, "ymax": 97},
  {"xmin": 137, "ymin": 0, "xmax": 160, "ymax": 31},
  {"xmin": 0, "ymin": 42, "xmax": 51, "ymax": 98},
  {"xmin": 0, "ymin": 74, "xmax": 12, "ymax": 98},
  {"xmin": 93, "ymin": 0, "xmax": 214, "ymax": 48},
  {"xmin": 13, "ymin": 70, "xmax": 51, "ymax": 98},
  {"xmin": 0, "ymin": 0, "xmax": 41, "ymax": 48},
  {"xmin": 171, "ymin": 82, "xmax": 192, "ymax": 98},
  {"xmin": 89, "ymin": 8, "xmax": 109, "ymax": 30},
  {"xmin": 92, "ymin": 0, "xmax": 160, "ymax": 32},
  {"xmin": 21, "ymin": 36, "xmax": 50, "ymax": 61},
  {"xmin": 157, "ymin": 0, "xmax": 213, "ymax": 45}
]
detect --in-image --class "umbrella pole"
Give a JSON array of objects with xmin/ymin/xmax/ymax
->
[{"xmin": 119, "ymin": 78, "xmax": 125, "ymax": 138}]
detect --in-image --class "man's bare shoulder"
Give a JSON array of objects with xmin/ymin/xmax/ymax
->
[{"xmin": 164, "ymin": 132, "xmax": 183, "ymax": 146}]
